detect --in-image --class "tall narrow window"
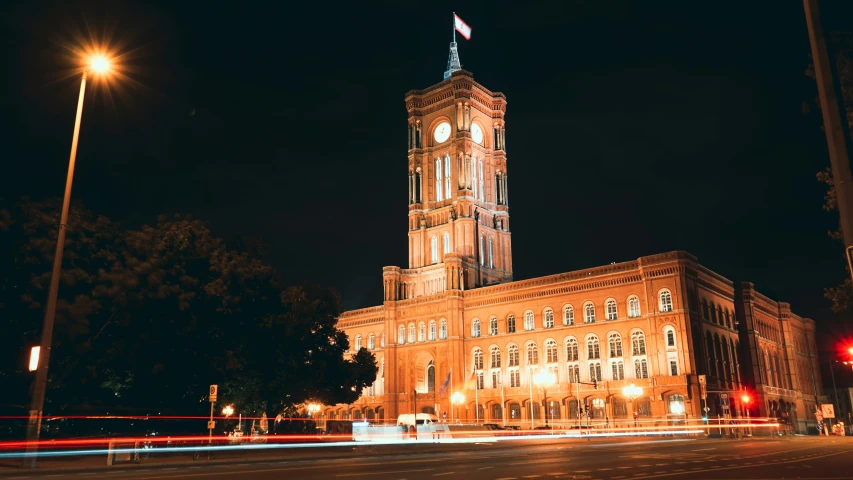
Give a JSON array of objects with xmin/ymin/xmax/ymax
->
[
  {"xmin": 567, "ymin": 363, "xmax": 579, "ymax": 383},
  {"xmin": 443, "ymin": 233, "xmax": 451, "ymax": 255},
  {"xmin": 612, "ymin": 361, "xmax": 625, "ymax": 380},
  {"xmin": 510, "ymin": 369, "xmax": 520, "ymax": 387},
  {"xmin": 584, "ymin": 303, "xmax": 596, "ymax": 323},
  {"xmin": 429, "ymin": 321, "xmax": 436, "ymax": 341},
  {"xmin": 489, "ymin": 316, "xmax": 498, "ymax": 336},
  {"xmin": 439, "ymin": 320, "xmax": 447, "ymax": 340},
  {"xmin": 524, "ymin": 311, "xmax": 535, "ymax": 331},
  {"xmin": 473, "ymin": 348, "xmax": 484, "ymax": 370},
  {"xmin": 355, "ymin": 335, "xmax": 362, "ymax": 351},
  {"xmin": 508, "ymin": 345, "xmax": 519, "ymax": 366},
  {"xmin": 381, "ymin": 332, "xmax": 385, "ymax": 348},
  {"xmin": 587, "ymin": 336, "xmax": 601, "ymax": 360},
  {"xmin": 507, "ymin": 314, "xmax": 516, "ymax": 333},
  {"xmin": 563, "ymin": 305, "xmax": 574, "ymax": 326},
  {"xmin": 543, "ymin": 308, "xmax": 554, "ymax": 328},
  {"xmin": 368, "ymin": 333, "xmax": 375, "ymax": 350},
  {"xmin": 546, "ymin": 340, "xmax": 558, "ymax": 363},
  {"xmin": 408, "ymin": 324, "xmax": 415, "ymax": 344},
  {"xmin": 418, "ymin": 323, "xmax": 426, "ymax": 342},
  {"xmin": 589, "ymin": 362, "xmax": 602, "ymax": 382},
  {"xmin": 472, "ymin": 318, "xmax": 481, "ymax": 337},
  {"xmin": 628, "ymin": 296, "xmax": 641, "ymax": 318},
  {"xmin": 444, "ymin": 154, "xmax": 451, "ymax": 199},
  {"xmin": 606, "ymin": 299, "xmax": 617, "ymax": 320},
  {"xmin": 478, "ymin": 158, "xmax": 485, "ymax": 201},
  {"xmin": 398, "ymin": 326, "xmax": 406, "ymax": 344},
  {"xmin": 631, "ymin": 331, "xmax": 647, "ymax": 356},
  {"xmin": 634, "ymin": 358, "xmax": 649, "ymax": 379},
  {"xmin": 527, "ymin": 343, "xmax": 539, "ymax": 366},
  {"xmin": 666, "ymin": 329, "xmax": 676, "ymax": 347},
  {"xmin": 609, "ymin": 333, "xmax": 623, "ymax": 358},
  {"xmin": 431, "ymin": 236, "xmax": 438, "ymax": 264},
  {"xmin": 488, "ymin": 237, "xmax": 494, "ymax": 268},
  {"xmin": 479, "ymin": 235, "xmax": 485, "ymax": 266},
  {"xmin": 565, "ymin": 338, "xmax": 579, "ymax": 361},
  {"xmin": 490, "ymin": 346, "xmax": 501, "ymax": 368},
  {"xmin": 659, "ymin": 290, "xmax": 673, "ymax": 312},
  {"xmin": 669, "ymin": 360, "xmax": 678, "ymax": 376},
  {"xmin": 435, "ymin": 157, "xmax": 443, "ymax": 201},
  {"xmin": 471, "ymin": 156, "xmax": 478, "ymax": 199}
]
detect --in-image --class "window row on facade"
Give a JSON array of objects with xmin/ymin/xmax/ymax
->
[{"xmin": 429, "ymin": 233, "xmax": 495, "ymax": 268}]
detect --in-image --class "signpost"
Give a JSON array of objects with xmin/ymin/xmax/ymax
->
[
  {"xmin": 821, "ymin": 403, "xmax": 835, "ymax": 419},
  {"xmin": 207, "ymin": 385, "xmax": 217, "ymax": 455}
]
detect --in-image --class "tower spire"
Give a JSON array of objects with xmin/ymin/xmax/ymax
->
[{"xmin": 444, "ymin": 42, "xmax": 462, "ymax": 80}]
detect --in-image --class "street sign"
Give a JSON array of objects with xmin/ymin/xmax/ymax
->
[
  {"xmin": 207, "ymin": 420, "xmax": 215, "ymax": 429},
  {"xmin": 209, "ymin": 384, "xmax": 218, "ymax": 403},
  {"xmin": 720, "ymin": 393, "xmax": 729, "ymax": 407},
  {"xmin": 704, "ymin": 407, "xmax": 710, "ymax": 413},
  {"xmin": 821, "ymin": 404, "xmax": 835, "ymax": 419},
  {"xmin": 698, "ymin": 375, "xmax": 707, "ymax": 400}
]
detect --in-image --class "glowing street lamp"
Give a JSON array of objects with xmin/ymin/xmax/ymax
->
[
  {"xmin": 533, "ymin": 370, "xmax": 557, "ymax": 428},
  {"xmin": 622, "ymin": 383, "xmax": 643, "ymax": 428},
  {"xmin": 451, "ymin": 392, "xmax": 465, "ymax": 424},
  {"xmin": 222, "ymin": 405, "xmax": 235, "ymax": 417},
  {"xmin": 24, "ymin": 49, "xmax": 115, "ymax": 469},
  {"xmin": 741, "ymin": 393, "xmax": 752, "ymax": 437}
]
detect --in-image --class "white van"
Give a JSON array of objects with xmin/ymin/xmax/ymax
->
[{"xmin": 397, "ymin": 413, "xmax": 439, "ymax": 427}]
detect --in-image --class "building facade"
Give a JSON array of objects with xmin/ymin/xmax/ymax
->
[{"xmin": 325, "ymin": 47, "xmax": 824, "ymax": 434}]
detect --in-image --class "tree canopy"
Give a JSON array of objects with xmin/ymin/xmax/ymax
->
[{"xmin": 0, "ymin": 198, "xmax": 376, "ymax": 419}]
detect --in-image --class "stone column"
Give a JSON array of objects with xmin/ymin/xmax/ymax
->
[
  {"xmin": 463, "ymin": 103, "xmax": 471, "ymax": 131},
  {"xmin": 457, "ymin": 102, "xmax": 464, "ymax": 130}
]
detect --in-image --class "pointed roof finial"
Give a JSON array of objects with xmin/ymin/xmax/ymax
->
[{"xmin": 444, "ymin": 42, "xmax": 462, "ymax": 80}]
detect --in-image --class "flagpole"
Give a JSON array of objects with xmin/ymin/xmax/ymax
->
[{"xmin": 452, "ymin": 12, "xmax": 456, "ymax": 43}]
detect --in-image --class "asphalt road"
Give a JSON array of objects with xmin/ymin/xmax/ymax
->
[{"xmin": 4, "ymin": 436, "xmax": 852, "ymax": 480}]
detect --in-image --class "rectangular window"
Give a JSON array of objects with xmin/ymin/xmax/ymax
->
[
  {"xmin": 669, "ymin": 360, "xmax": 678, "ymax": 376},
  {"xmin": 589, "ymin": 362, "xmax": 602, "ymax": 382},
  {"xmin": 612, "ymin": 362, "xmax": 624, "ymax": 380},
  {"xmin": 510, "ymin": 369, "xmax": 520, "ymax": 387},
  {"xmin": 435, "ymin": 157, "xmax": 443, "ymax": 202},
  {"xmin": 492, "ymin": 371, "xmax": 501, "ymax": 389},
  {"xmin": 444, "ymin": 155, "xmax": 451, "ymax": 200},
  {"xmin": 635, "ymin": 359, "xmax": 649, "ymax": 379},
  {"xmin": 567, "ymin": 364, "xmax": 579, "ymax": 383},
  {"xmin": 479, "ymin": 236, "xmax": 484, "ymax": 266},
  {"xmin": 476, "ymin": 371, "xmax": 484, "ymax": 390},
  {"xmin": 472, "ymin": 156, "xmax": 478, "ymax": 199},
  {"xmin": 488, "ymin": 237, "xmax": 494, "ymax": 269}
]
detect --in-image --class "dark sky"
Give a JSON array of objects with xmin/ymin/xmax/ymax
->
[{"xmin": 2, "ymin": 1, "xmax": 852, "ymax": 355}]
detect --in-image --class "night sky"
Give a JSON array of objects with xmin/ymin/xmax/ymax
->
[{"xmin": 2, "ymin": 1, "xmax": 852, "ymax": 355}]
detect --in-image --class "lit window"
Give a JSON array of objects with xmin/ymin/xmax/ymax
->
[
  {"xmin": 439, "ymin": 320, "xmax": 447, "ymax": 339},
  {"xmin": 527, "ymin": 343, "xmax": 539, "ymax": 366},
  {"xmin": 543, "ymin": 308, "xmax": 554, "ymax": 329},
  {"xmin": 507, "ymin": 314, "xmax": 516, "ymax": 333},
  {"xmin": 666, "ymin": 329, "xmax": 675, "ymax": 347},
  {"xmin": 634, "ymin": 358, "xmax": 649, "ymax": 379},
  {"xmin": 479, "ymin": 158, "xmax": 484, "ymax": 202},
  {"xmin": 606, "ymin": 299, "xmax": 617, "ymax": 320},
  {"xmin": 472, "ymin": 318, "xmax": 481, "ymax": 337},
  {"xmin": 489, "ymin": 317, "xmax": 498, "ymax": 336},
  {"xmin": 418, "ymin": 323, "xmax": 426, "ymax": 342},
  {"xmin": 431, "ymin": 236, "xmax": 438, "ymax": 264},
  {"xmin": 628, "ymin": 296, "xmax": 640, "ymax": 318},
  {"xmin": 566, "ymin": 363, "xmax": 580, "ymax": 383},
  {"xmin": 472, "ymin": 156, "xmax": 478, "ymax": 200},
  {"xmin": 659, "ymin": 290, "xmax": 673, "ymax": 312},
  {"xmin": 563, "ymin": 305, "xmax": 574, "ymax": 326},
  {"xmin": 443, "ymin": 233, "xmax": 451, "ymax": 256},
  {"xmin": 444, "ymin": 154, "xmax": 451, "ymax": 200},
  {"xmin": 631, "ymin": 331, "xmax": 647, "ymax": 356},
  {"xmin": 508, "ymin": 344, "xmax": 519, "ymax": 367},
  {"xmin": 510, "ymin": 368, "xmax": 520, "ymax": 387},
  {"xmin": 589, "ymin": 362, "xmax": 602, "ymax": 382},
  {"xmin": 473, "ymin": 348, "xmax": 483, "ymax": 370},
  {"xmin": 524, "ymin": 311, "xmax": 534, "ymax": 331},
  {"xmin": 584, "ymin": 303, "xmax": 596, "ymax": 323},
  {"xmin": 479, "ymin": 235, "xmax": 485, "ymax": 266},
  {"xmin": 565, "ymin": 338, "xmax": 579, "ymax": 362},
  {"xmin": 355, "ymin": 335, "xmax": 362, "ymax": 351},
  {"xmin": 488, "ymin": 237, "xmax": 494, "ymax": 268},
  {"xmin": 546, "ymin": 340, "xmax": 558, "ymax": 363},
  {"xmin": 612, "ymin": 361, "xmax": 625, "ymax": 380},
  {"xmin": 398, "ymin": 326, "xmax": 406, "ymax": 344},
  {"xmin": 609, "ymin": 333, "xmax": 623, "ymax": 358},
  {"xmin": 587, "ymin": 336, "xmax": 601, "ymax": 360},
  {"xmin": 669, "ymin": 360, "xmax": 678, "ymax": 376},
  {"xmin": 490, "ymin": 346, "xmax": 501, "ymax": 368},
  {"xmin": 368, "ymin": 333, "xmax": 375, "ymax": 350},
  {"xmin": 408, "ymin": 324, "xmax": 416, "ymax": 344},
  {"xmin": 381, "ymin": 332, "xmax": 385, "ymax": 348},
  {"xmin": 476, "ymin": 370, "xmax": 484, "ymax": 390},
  {"xmin": 491, "ymin": 370, "xmax": 501, "ymax": 389},
  {"xmin": 435, "ymin": 157, "xmax": 443, "ymax": 201},
  {"xmin": 429, "ymin": 321, "xmax": 437, "ymax": 341}
]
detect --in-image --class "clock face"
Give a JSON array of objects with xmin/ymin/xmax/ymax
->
[
  {"xmin": 433, "ymin": 122, "xmax": 452, "ymax": 143},
  {"xmin": 471, "ymin": 123, "xmax": 483, "ymax": 145}
]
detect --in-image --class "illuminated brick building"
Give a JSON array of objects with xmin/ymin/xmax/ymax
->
[{"xmin": 326, "ymin": 45, "xmax": 824, "ymax": 434}]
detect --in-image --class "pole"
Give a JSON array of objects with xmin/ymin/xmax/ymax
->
[
  {"xmin": 450, "ymin": 370, "xmax": 454, "ymax": 423},
  {"xmin": 829, "ymin": 360, "xmax": 839, "ymax": 420},
  {"xmin": 804, "ymin": 0, "xmax": 853, "ymax": 279},
  {"xmin": 500, "ymin": 380, "xmax": 506, "ymax": 427},
  {"xmin": 475, "ymin": 373, "xmax": 479, "ymax": 424},
  {"xmin": 452, "ymin": 11, "xmax": 456, "ymax": 43},
  {"xmin": 24, "ymin": 72, "xmax": 88, "ymax": 469},
  {"xmin": 576, "ymin": 381, "xmax": 581, "ymax": 428},
  {"xmin": 208, "ymin": 402, "xmax": 214, "ymax": 446},
  {"xmin": 528, "ymin": 369, "xmax": 535, "ymax": 429}
]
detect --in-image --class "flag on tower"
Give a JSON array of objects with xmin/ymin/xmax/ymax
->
[{"xmin": 454, "ymin": 14, "xmax": 472, "ymax": 40}]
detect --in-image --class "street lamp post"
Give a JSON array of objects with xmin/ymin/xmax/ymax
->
[
  {"xmin": 451, "ymin": 392, "xmax": 464, "ymax": 424},
  {"xmin": 24, "ymin": 54, "xmax": 112, "ymax": 469},
  {"xmin": 741, "ymin": 394, "xmax": 752, "ymax": 437},
  {"xmin": 622, "ymin": 383, "xmax": 643, "ymax": 430},
  {"xmin": 533, "ymin": 370, "xmax": 557, "ymax": 429}
]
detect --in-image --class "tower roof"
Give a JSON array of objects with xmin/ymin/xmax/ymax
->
[{"xmin": 443, "ymin": 42, "xmax": 462, "ymax": 80}]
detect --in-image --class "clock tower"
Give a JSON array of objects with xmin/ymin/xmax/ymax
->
[{"xmin": 387, "ymin": 44, "xmax": 511, "ymax": 301}]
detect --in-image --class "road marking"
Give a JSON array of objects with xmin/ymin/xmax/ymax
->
[
  {"xmin": 432, "ymin": 472, "xmax": 454, "ymax": 476},
  {"xmin": 691, "ymin": 447, "xmax": 716, "ymax": 452},
  {"xmin": 478, "ymin": 466, "xmax": 494, "ymax": 470}
]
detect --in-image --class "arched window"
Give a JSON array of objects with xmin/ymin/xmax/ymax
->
[
  {"xmin": 439, "ymin": 319, "xmax": 447, "ymax": 340},
  {"xmin": 524, "ymin": 310, "xmax": 535, "ymax": 331},
  {"xmin": 565, "ymin": 338, "xmax": 579, "ymax": 362},
  {"xmin": 398, "ymin": 326, "xmax": 406, "ymax": 344},
  {"xmin": 473, "ymin": 348, "xmax": 484, "ymax": 370},
  {"xmin": 634, "ymin": 358, "xmax": 649, "ymax": 379},
  {"xmin": 605, "ymin": 299, "xmax": 617, "ymax": 320},
  {"xmin": 472, "ymin": 318, "xmax": 481, "ymax": 337},
  {"xmin": 631, "ymin": 331, "xmax": 647, "ymax": 356},
  {"xmin": 507, "ymin": 314, "xmax": 516, "ymax": 333},
  {"xmin": 368, "ymin": 333, "xmax": 375, "ymax": 350},
  {"xmin": 587, "ymin": 336, "xmax": 601, "ymax": 360},
  {"xmin": 444, "ymin": 154, "xmax": 451, "ymax": 199},
  {"xmin": 612, "ymin": 360, "xmax": 625, "ymax": 380},
  {"xmin": 543, "ymin": 308, "xmax": 554, "ymax": 328},
  {"xmin": 488, "ymin": 237, "xmax": 494, "ymax": 268},
  {"xmin": 478, "ymin": 158, "xmax": 485, "ymax": 202},
  {"xmin": 563, "ymin": 305, "xmax": 574, "ymax": 326},
  {"xmin": 355, "ymin": 334, "xmax": 362, "ymax": 351},
  {"xmin": 427, "ymin": 361, "xmax": 436, "ymax": 394},
  {"xmin": 584, "ymin": 303, "xmax": 596, "ymax": 323},
  {"xmin": 472, "ymin": 155, "xmax": 478, "ymax": 199},
  {"xmin": 418, "ymin": 323, "xmax": 426, "ymax": 342},
  {"xmin": 608, "ymin": 333, "xmax": 623, "ymax": 358},
  {"xmin": 408, "ymin": 324, "xmax": 416, "ymax": 344},
  {"xmin": 443, "ymin": 232, "xmax": 451, "ymax": 255},
  {"xmin": 666, "ymin": 328, "xmax": 676, "ymax": 348},
  {"xmin": 430, "ymin": 236, "xmax": 438, "ymax": 264},
  {"xmin": 527, "ymin": 343, "xmax": 539, "ymax": 366},
  {"xmin": 490, "ymin": 346, "xmax": 501, "ymax": 368},
  {"xmin": 546, "ymin": 340, "xmax": 558, "ymax": 363},
  {"xmin": 659, "ymin": 290, "xmax": 673, "ymax": 312},
  {"xmin": 628, "ymin": 296, "xmax": 640, "ymax": 318},
  {"xmin": 435, "ymin": 156, "xmax": 443, "ymax": 201},
  {"xmin": 508, "ymin": 344, "xmax": 519, "ymax": 367},
  {"xmin": 479, "ymin": 235, "xmax": 485, "ymax": 266},
  {"xmin": 489, "ymin": 316, "xmax": 498, "ymax": 336},
  {"xmin": 429, "ymin": 321, "xmax": 437, "ymax": 341}
]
